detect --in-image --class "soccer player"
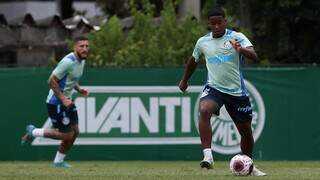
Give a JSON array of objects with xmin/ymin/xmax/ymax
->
[
  {"xmin": 21, "ymin": 36, "xmax": 89, "ymax": 168},
  {"xmin": 178, "ymin": 7, "xmax": 266, "ymax": 176}
]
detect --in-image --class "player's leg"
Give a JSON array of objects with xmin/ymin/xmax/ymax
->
[
  {"xmin": 21, "ymin": 125, "xmax": 74, "ymax": 168},
  {"xmin": 58, "ymin": 125, "xmax": 79, "ymax": 153},
  {"xmin": 235, "ymin": 121, "xmax": 266, "ymax": 176},
  {"xmin": 198, "ymin": 86, "xmax": 223, "ymax": 169},
  {"xmin": 224, "ymin": 95, "xmax": 253, "ymax": 157},
  {"xmin": 21, "ymin": 104, "xmax": 70, "ymax": 144},
  {"xmin": 199, "ymin": 100, "xmax": 217, "ymax": 149},
  {"xmin": 21, "ymin": 125, "xmax": 74, "ymax": 144},
  {"xmin": 53, "ymin": 104, "xmax": 79, "ymax": 168},
  {"xmin": 198, "ymin": 99, "xmax": 217, "ymax": 169},
  {"xmin": 234, "ymin": 121, "xmax": 254, "ymax": 158},
  {"xmin": 225, "ymin": 95, "xmax": 266, "ymax": 176},
  {"xmin": 53, "ymin": 126, "xmax": 78, "ymax": 168}
]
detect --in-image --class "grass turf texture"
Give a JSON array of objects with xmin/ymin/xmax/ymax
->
[{"xmin": 0, "ymin": 161, "xmax": 319, "ymax": 180}]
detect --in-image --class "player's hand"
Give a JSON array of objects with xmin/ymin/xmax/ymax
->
[
  {"xmin": 179, "ymin": 80, "xmax": 188, "ymax": 93},
  {"xmin": 229, "ymin": 39, "xmax": 241, "ymax": 51},
  {"xmin": 79, "ymin": 89, "xmax": 89, "ymax": 97},
  {"xmin": 62, "ymin": 98, "xmax": 73, "ymax": 109}
]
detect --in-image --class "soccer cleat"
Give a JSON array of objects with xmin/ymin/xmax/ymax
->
[
  {"xmin": 251, "ymin": 166, "xmax": 267, "ymax": 176},
  {"xmin": 200, "ymin": 157, "xmax": 214, "ymax": 169},
  {"xmin": 21, "ymin": 124, "xmax": 35, "ymax": 145},
  {"xmin": 53, "ymin": 161, "xmax": 72, "ymax": 168}
]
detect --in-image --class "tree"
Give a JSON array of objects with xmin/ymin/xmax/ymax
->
[
  {"xmin": 96, "ymin": 0, "xmax": 178, "ymax": 18},
  {"xmin": 87, "ymin": 0, "xmax": 206, "ymax": 67},
  {"xmin": 211, "ymin": 0, "xmax": 320, "ymax": 64},
  {"xmin": 96, "ymin": 0, "xmax": 130, "ymax": 18}
]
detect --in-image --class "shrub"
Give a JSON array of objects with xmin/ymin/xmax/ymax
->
[{"xmin": 87, "ymin": 0, "xmax": 207, "ymax": 67}]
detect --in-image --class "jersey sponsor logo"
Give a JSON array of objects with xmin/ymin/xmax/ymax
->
[
  {"xmin": 237, "ymin": 106, "xmax": 252, "ymax": 113},
  {"xmin": 194, "ymin": 80, "xmax": 265, "ymax": 154},
  {"xmin": 208, "ymin": 54, "xmax": 234, "ymax": 64}
]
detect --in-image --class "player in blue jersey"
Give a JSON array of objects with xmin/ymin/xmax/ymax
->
[
  {"xmin": 21, "ymin": 36, "xmax": 89, "ymax": 168},
  {"xmin": 179, "ymin": 7, "xmax": 266, "ymax": 176}
]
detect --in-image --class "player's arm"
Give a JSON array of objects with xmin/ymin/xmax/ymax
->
[
  {"xmin": 74, "ymin": 84, "xmax": 89, "ymax": 96},
  {"xmin": 48, "ymin": 75, "xmax": 72, "ymax": 108},
  {"xmin": 179, "ymin": 38, "xmax": 202, "ymax": 92},
  {"xmin": 230, "ymin": 38, "xmax": 257, "ymax": 60},
  {"xmin": 179, "ymin": 56, "xmax": 198, "ymax": 92},
  {"xmin": 49, "ymin": 59, "xmax": 74, "ymax": 108},
  {"xmin": 238, "ymin": 46, "xmax": 257, "ymax": 60}
]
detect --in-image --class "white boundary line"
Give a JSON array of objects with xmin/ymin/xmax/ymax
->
[{"xmin": 33, "ymin": 137, "xmax": 201, "ymax": 145}]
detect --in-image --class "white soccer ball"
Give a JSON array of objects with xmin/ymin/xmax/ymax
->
[{"xmin": 229, "ymin": 154, "xmax": 253, "ymax": 176}]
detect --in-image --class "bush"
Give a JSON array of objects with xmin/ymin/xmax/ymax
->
[
  {"xmin": 87, "ymin": 0, "xmax": 207, "ymax": 67},
  {"xmin": 88, "ymin": 16, "xmax": 124, "ymax": 67}
]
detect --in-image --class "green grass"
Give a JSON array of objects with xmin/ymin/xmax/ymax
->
[{"xmin": 0, "ymin": 161, "xmax": 320, "ymax": 180}]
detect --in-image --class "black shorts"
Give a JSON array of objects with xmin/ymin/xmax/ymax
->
[
  {"xmin": 200, "ymin": 85, "xmax": 252, "ymax": 123},
  {"xmin": 47, "ymin": 103, "xmax": 78, "ymax": 133}
]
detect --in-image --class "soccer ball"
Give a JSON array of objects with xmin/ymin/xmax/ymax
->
[{"xmin": 229, "ymin": 154, "xmax": 253, "ymax": 176}]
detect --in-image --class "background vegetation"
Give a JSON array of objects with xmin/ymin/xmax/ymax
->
[
  {"xmin": 87, "ymin": 0, "xmax": 320, "ymax": 67},
  {"xmin": 89, "ymin": 0, "xmax": 206, "ymax": 67}
]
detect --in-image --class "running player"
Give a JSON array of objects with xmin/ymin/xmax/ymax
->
[
  {"xmin": 21, "ymin": 36, "xmax": 89, "ymax": 168},
  {"xmin": 179, "ymin": 7, "xmax": 266, "ymax": 176}
]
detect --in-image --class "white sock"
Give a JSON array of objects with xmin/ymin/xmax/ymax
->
[
  {"xmin": 203, "ymin": 148, "xmax": 213, "ymax": 159},
  {"xmin": 32, "ymin": 128, "xmax": 44, "ymax": 137},
  {"xmin": 54, "ymin": 151, "xmax": 66, "ymax": 163}
]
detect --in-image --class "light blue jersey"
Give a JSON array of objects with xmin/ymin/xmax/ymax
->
[
  {"xmin": 192, "ymin": 29, "xmax": 253, "ymax": 96},
  {"xmin": 46, "ymin": 53, "xmax": 85, "ymax": 105}
]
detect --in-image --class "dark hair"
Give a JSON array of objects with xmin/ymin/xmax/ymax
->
[
  {"xmin": 208, "ymin": 7, "xmax": 225, "ymax": 18},
  {"xmin": 73, "ymin": 36, "xmax": 88, "ymax": 43}
]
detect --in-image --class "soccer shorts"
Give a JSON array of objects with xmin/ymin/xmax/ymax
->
[
  {"xmin": 47, "ymin": 103, "xmax": 79, "ymax": 133},
  {"xmin": 199, "ymin": 85, "xmax": 252, "ymax": 123}
]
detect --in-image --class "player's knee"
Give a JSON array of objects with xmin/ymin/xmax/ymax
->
[
  {"xmin": 199, "ymin": 106, "xmax": 213, "ymax": 117},
  {"xmin": 62, "ymin": 133, "xmax": 74, "ymax": 142},
  {"xmin": 73, "ymin": 129, "xmax": 79, "ymax": 138}
]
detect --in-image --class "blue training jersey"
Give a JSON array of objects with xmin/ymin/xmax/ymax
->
[
  {"xmin": 46, "ymin": 52, "xmax": 85, "ymax": 105},
  {"xmin": 192, "ymin": 29, "xmax": 253, "ymax": 96}
]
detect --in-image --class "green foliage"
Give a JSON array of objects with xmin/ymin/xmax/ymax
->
[
  {"xmin": 91, "ymin": 0, "xmax": 320, "ymax": 65},
  {"xmin": 88, "ymin": 0, "xmax": 206, "ymax": 67},
  {"xmin": 201, "ymin": 0, "xmax": 217, "ymax": 19},
  {"xmin": 87, "ymin": 16, "xmax": 124, "ymax": 67},
  {"xmin": 222, "ymin": 0, "xmax": 320, "ymax": 64},
  {"xmin": 47, "ymin": 55, "xmax": 58, "ymax": 67}
]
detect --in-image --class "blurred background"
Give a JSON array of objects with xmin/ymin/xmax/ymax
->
[
  {"xmin": 1, "ymin": 0, "xmax": 319, "ymax": 67},
  {"xmin": 0, "ymin": 0, "xmax": 320, "ymax": 162}
]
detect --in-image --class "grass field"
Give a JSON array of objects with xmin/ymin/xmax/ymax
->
[{"xmin": 1, "ymin": 161, "xmax": 320, "ymax": 180}]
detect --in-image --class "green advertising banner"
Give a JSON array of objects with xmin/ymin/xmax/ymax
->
[{"xmin": 0, "ymin": 67, "xmax": 319, "ymax": 160}]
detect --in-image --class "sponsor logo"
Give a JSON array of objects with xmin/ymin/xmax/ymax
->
[
  {"xmin": 33, "ymin": 86, "xmax": 202, "ymax": 145},
  {"xmin": 33, "ymin": 82, "xmax": 265, "ymax": 156}
]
